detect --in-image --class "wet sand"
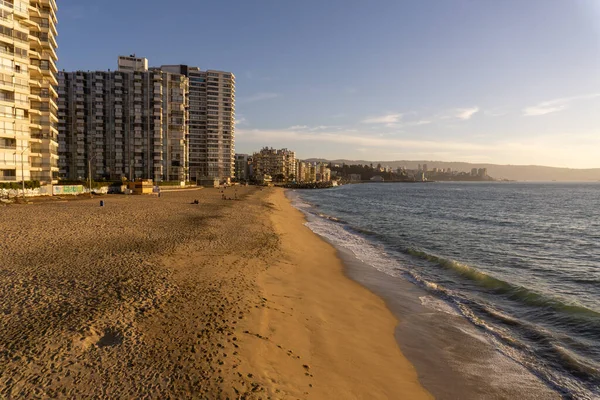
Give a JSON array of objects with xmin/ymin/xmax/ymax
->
[
  {"xmin": 338, "ymin": 249, "xmax": 561, "ymax": 400},
  {"xmin": 0, "ymin": 187, "xmax": 430, "ymax": 399}
]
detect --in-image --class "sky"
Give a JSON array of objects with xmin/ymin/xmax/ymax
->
[{"xmin": 57, "ymin": 0, "xmax": 600, "ymax": 168}]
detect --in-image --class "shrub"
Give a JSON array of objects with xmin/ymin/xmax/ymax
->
[{"xmin": 0, "ymin": 181, "xmax": 40, "ymax": 190}]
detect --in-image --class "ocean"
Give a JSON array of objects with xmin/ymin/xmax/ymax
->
[{"xmin": 289, "ymin": 182, "xmax": 600, "ymax": 399}]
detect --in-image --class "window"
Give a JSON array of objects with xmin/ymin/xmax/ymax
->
[
  {"xmin": 14, "ymin": 30, "xmax": 28, "ymax": 43},
  {"xmin": 0, "ymin": 105, "xmax": 13, "ymax": 117},
  {"xmin": 14, "ymin": 47, "xmax": 27, "ymax": 58}
]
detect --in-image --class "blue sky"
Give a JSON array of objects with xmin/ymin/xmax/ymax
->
[{"xmin": 58, "ymin": 0, "xmax": 600, "ymax": 168}]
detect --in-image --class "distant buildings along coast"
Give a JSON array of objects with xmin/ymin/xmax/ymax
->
[
  {"xmin": 232, "ymin": 155, "xmax": 493, "ymax": 184},
  {"xmin": 234, "ymin": 147, "xmax": 332, "ymax": 184}
]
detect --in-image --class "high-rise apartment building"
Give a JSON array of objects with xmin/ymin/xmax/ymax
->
[
  {"xmin": 296, "ymin": 161, "xmax": 308, "ymax": 182},
  {"xmin": 57, "ymin": 59, "xmax": 189, "ymax": 182},
  {"xmin": 252, "ymin": 147, "xmax": 296, "ymax": 180},
  {"xmin": 234, "ymin": 153, "xmax": 250, "ymax": 181},
  {"xmin": 317, "ymin": 163, "xmax": 331, "ymax": 182},
  {"xmin": 296, "ymin": 161, "xmax": 330, "ymax": 183},
  {"xmin": 0, "ymin": 0, "xmax": 59, "ymax": 184},
  {"xmin": 161, "ymin": 65, "xmax": 235, "ymax": 182}
]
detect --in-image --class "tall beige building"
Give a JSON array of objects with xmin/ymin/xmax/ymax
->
[
  {"xmin": 296, "ymin": 161, "xmax": 330, "ymax": 183},
  {"xmin": 0, "ymin": 0, "xmax": 59, "ymax": 184}
]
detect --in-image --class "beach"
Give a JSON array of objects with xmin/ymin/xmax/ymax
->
[{"xmin": 0, "ymin": 187, "xmax": 430, "ymax": 399}]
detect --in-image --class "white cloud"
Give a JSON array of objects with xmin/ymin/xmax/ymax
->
[
  {"xmin": 407, "ymin": 120, "xmax": 432, "ymax": 126},
  {"xmin": 524, "ymin": 102, "xmax": 567, "ymax": 117},
  {"xmin": 286, "ymin": 125, "xmax": 339, "ymax": 131},
  {"xmin": 455, "ymin": 107, "xmax": 480, "ymax": 120},
  {"xmin": 238, "ymin": 92, "xmax": 280, "ymax": 103},
  {"xmin": 237, "ymin": 127, "xmax": 488, "ymax": 152},
  {"xmin": 523, "ymin": 93, "xmax": 600, "ymax": 116},
  {"xmin": 287, "ymin": 125, "xmax": 309, "ymax": 130},
  {"xmin": 361, "ymin": 113, "xmax": 403, "ymax": 124},
  {"xmin": 234, "ymin": 116, "xmax": 248, "ymax": 126},
  {"xmin": 235, "ymin": 127, "xmax": 600, "ymax": 168}
]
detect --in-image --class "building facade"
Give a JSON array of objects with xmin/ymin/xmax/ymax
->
[
  {"xmin": 296, "ymin": 161, "xmax": 330, "ymax": 183},
  {"xmin": 234, "ymin": 153, "xmax": 250, "ymax": 181},
  {"xmin": 316, "ymin": 162, "xmax": 331, "ymax": 182},
  {"xmin": 117, "ymin": 55, "xmax": 148, "ymax": 72},
  {"xmin": 296, "ymin": 161, "xmax": 307, "ymax": 182},
  {"xmin": 161, "ymin": 65, "xmax": 235, "ymax": 182},
  {"xmin": 58, "ymin": 60, "xmax": 189, "ymax": 182},
  {"xmin": 0, "ymin": 0, "xmax": 59, "ymax": 184},
  {"xmin": 251, "ymin": 147, "xmax": 296, "ymax": 181}
]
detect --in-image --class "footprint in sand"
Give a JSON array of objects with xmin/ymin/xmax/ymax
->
[{"xmin": 75, "ymin": 327, "xmax": 124, "ymax": 351}]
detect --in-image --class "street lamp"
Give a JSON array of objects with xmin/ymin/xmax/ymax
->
[
  {"xmin": 87, "ymin": 143, "xmax": 97, "ymax": 197},
  {"xmin": 14, "ymin": 143, "xmax": 30, "ymax": 199}
]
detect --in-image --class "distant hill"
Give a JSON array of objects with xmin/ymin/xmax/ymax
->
[{"xmin": 304, "ymin": 159, "xmax": 600, "ymax": 182}]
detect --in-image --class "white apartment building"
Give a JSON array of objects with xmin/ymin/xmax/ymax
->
[
  {"xmin": 0, "ymin": 0, "xmax": 59, "ymax": 184},
  {"xmin": 58, "ymin": 58, "xmax": 189, "ymax": 182},
  {"xmin": 161, "ymin": 65, "xmax": 235, "ymax": 182},
  {"xmin": 118, "ymin": 55, "xmax": 148, "ymax": 72}
]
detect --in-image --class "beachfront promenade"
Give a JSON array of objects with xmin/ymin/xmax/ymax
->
[{"xmin": 0, "ymin": 188, "xmax": 430, "ymax": 399}]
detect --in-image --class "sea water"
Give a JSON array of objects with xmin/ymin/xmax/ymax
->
[{"xmin": 290, "ymin": 182, "xmax": 600, "ymax": 399}]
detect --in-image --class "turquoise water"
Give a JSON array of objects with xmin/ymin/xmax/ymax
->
[{"xmin": 293, "ymin": 182, "xmax": 600, "ymax": 399}]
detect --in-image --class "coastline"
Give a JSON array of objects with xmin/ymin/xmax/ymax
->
[
  {"xmin": 240, "ymin": 188, "xmax": 432, "ymax": 399},
  {"xmin": 287, "ymin": 188, "xmax": 562, "ymax": 399}
]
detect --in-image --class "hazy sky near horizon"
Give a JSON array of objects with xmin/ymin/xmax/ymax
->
[{"xmin": 58, "ymin": 0, "xmax": 600, "ymax": 168}]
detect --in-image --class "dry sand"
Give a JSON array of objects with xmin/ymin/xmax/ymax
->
[{"xmin": 0, "ymin": 187, "xmax": 430, "ymax": 399}]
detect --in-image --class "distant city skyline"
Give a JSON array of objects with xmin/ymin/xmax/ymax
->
[{"xmin": 57, "ymin": 0, "xmax": 600, "ymax": 168}]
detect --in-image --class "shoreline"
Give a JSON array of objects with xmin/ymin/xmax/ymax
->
[
  {"xmin": 286, "ymin": 189, "xmax": 562, "ymax": 399},
  {"xmin": 239, "ymin": 188, "xmax": 432, "ymax": 399}
]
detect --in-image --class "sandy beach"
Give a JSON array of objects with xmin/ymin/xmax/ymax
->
[{"xmin": 0, "ymin": 187, "xmax": 430, "ymax": 399}]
